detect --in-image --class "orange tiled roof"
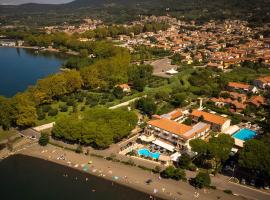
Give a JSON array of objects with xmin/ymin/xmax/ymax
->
[
  {"xmin": 161, "ymin": 109, "xmax": 183, "ymax": 120},
  {"xmin": 256, "ymin": 76, "xmax": 270, "ymax": 84},
  {"xmin": 231, "ymin": 101, "xmax": 246, "ymax": 109},
  {"xmin": 147, "ymin": 118, "xmax": 192, "ymax": 136},
  {"xmin": 191, "ymin": 109, "xmax": 229, "ymax": 125},
  {"xmin": 228, "ymin": 82, "xmax": 250, "ymax": 90},
  {"xmin": 118, "ymin": 84, "xmax": 130, "ymax": 89},
  {"xmin": 249, "ymin": 96, "xmax": 266, "ymax": 107},
  {"xmin": 229, "ymin": 92, "xmax": 247, "ymax": 101}
]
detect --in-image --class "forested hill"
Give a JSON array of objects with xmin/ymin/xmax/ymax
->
[{"xmin": 0, "ymin": 0, "xmax": 270, "ymax": 26}]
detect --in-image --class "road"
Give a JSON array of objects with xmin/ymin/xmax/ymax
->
[{"xmin": 109, "ymin": 96, "xmax": 146, "ymax": 109}]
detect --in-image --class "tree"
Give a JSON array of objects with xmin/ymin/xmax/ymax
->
[
  {"xmin": 128, "ymin": 64, "xmax": 153, "ymax": 92},
  {"xmin": 135, "ymin": 97, "xmax": 157, "ymax": 116},
  {"xmin": 190, "ymin": 139, "xmax": 208, "ymax": 154},
  {"xmin": 178, "ymin": 153, "xmax": 192, "ymax": 169},
  {"xmin": 52, "ymin": 108, "xmax": 137, "ymax": 149},
  {"xmin": 0, "ymin": 96, "xmax": 16, "ymax": 130},
  {"xmin": 113, "ymin": 86, "xmax": 124, "ymax": 99},
  {"xmin": 190, "ymin": 134, "xmax": 234, "ymax": 172},
  {"xmin": 171, "ymin": 92, "xmax": 187, "ymax": 107},
  {"xmin": 239, "ymin": 140, "xmax": 270, "ymax": 182},
  {"xmin": 190, "ymin": 172, "xmax": 211, "ymax": 188},
  {"xmin": 48, "ymin": 108, "xmax": 58, "ymax": 116},
  {"xmin": 208, "ymin": 134, "xmax": 234, "ymax": 171},
  {"xmin": 160, "ymin": 166, "xmax": 186, "ymax": 181},
  {"xmin": 12, "ymin": 93, "xmax": 37, "ymax": 127},
  {"xmin": 155, "ymin": 87, "xmax": 171, "ymax": 101},
  {"xmin": 39, "ymin": 132, "xmax": 49, "ymax": 146}
]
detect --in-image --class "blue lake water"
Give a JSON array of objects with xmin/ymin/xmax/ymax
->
[
  {"xmin": 0, "ymin": 47, "xmax": 65, "ymax": 97},
  {"xmin": 0, "ymin": 155, "xmax": 157, "ymax": 200}
]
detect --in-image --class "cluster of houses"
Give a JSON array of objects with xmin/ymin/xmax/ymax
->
[
  {"xmin": 210, "ymin": 78, "xmax": 269, "ymax": 113},
  {"xmin": 43, "ymin": 18, "xmax": 103, "ymax": 34},
  {"xmin": 0, "ymin": 39, "xmax": 23, "ymax": 47},
  {"xmin": 115, "ymin": 17, "xmax": 270, "ymax": 70}
]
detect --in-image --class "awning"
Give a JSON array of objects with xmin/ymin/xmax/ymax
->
[
  {"xmin": 138, "ymin": 135, "xmax": 156, "ymax": 143},
  {"xmin": 152, "ymin": 139, "xmax": 175, "ymax": 152},
  {"xmin": 170, "ymin": 152, "xmax": 181, "ymax": 162},
  {"xmin": 166, "ymin": 68, "xmax": 178, "ymax": 75}
]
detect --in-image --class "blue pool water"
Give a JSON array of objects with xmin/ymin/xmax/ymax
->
[
  {"xmin": 137, "ymin": 148, "xmax": 160, "ymax": 159},
  {"xmin": 233, "ymin": 128, "xmax": 256, "ymax": 141}
]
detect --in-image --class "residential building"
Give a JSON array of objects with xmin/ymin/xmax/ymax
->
[
  {"xmin": 248, "ymin": 96, "xmax": 266, "ymax": 107},
  {"xmin": 191, "ymin": 109, "xmax": 231, "ymax": 132},
  {"xmin": 253, "ymin": 76, "xmax": 270, "ymax": 89},
  {"xmin": 227, "ymin": 82, "xmax": 258, "ymax": 93},
  {"xmin": 117, "ymin": 84, "xmax": 131, "ymax": 93},
  {"xmin": 144, "ymin": 118, "xmax": 210, "ymax": 149}
]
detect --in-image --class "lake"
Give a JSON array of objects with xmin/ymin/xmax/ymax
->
[
  {"xmin": 0, "ymin": 47, "xmax": 65, "ymax": 97},
  {"xmin": 0, "ymin": 155, "xmax": 155, "ymax": 200}
]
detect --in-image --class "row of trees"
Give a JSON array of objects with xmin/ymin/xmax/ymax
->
[{"xmin": 52, "ymin": 107, "xmax": 137, "ymax": 149}]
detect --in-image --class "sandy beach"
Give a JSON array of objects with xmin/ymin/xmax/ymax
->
[{"xmin": 15, "ymin": 143, "xmax": 244, "ymax": 200}]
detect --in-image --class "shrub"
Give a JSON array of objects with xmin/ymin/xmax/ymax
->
[
  {"xmin": 38, "ymin": 132, "xmax": 49, "ymax": 146},
  {"xmin": 209, "ymin": 185, "xmax": 217, "ymax": 190},
  {"xmin": 72, "ymin": 104, "xmax": 78, "ymax": 113},
  {"xmin": 48, "ymin": 108, "xmax": 58, "ymax": 116},
  {"xmin": 189, "ymin": 172, "xmax": 211, "ymax": 189},
  {"xmin": 223, "ymin": 189, "xmax": 233, "ymax": 194},
  {"xmin": 59, "ymin": 104, "xmax": 68, "ymax": 112},
  {"xmin": 60, "ymin": 95, "xmax": 68, "ymax": 102},
  {"xmin": 80, "ymin": 106, "xmax": 86, "ymax": 111},
  {"xmin": 77, "ymin": 96, "xmax": 84, "ymax": 103},
  {"xmin": 42, "ymin": 105, "xmax": 52, "ymax": 113},
  {"xmin": 67, "ymin": 99, "xmax": 76, "ymax": 106},
  {"xmin": 75, "ymin": 145, "xmax": 83, "ymax": 153},
  {"xmin": 160, "ymin": 166, "xmax": 186, "ymax": 181},
  {"xmin": 37, "ymin": 110, "xmax": 46, "ymax": 120},
  {"xmin": 138, "ymin": 165, "xmax": 152, "ymax": 172},
  {"xmin": 153, "ymin": 165, "xmax": 162, "ymax": 173}
]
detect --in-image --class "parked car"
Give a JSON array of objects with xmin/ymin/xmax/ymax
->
[
  {"xmin": 250, "ymin": 179, "xmax": 255, "ymax": 186},
  {"xmin": 241, "ymin": 178, "xmax": 246, "ymax": 185},
  {"xmin": 263, "ymin": 184, "xmax": 269, "ymax": 190},
  {"xmin": 145, "ymin": 179, "xmax": 152, "ymax": 185}
]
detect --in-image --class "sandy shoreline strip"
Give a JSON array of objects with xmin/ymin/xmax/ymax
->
[{"xmin": 13, "ymin": 143, "xmax": 242, "ymax": 200}]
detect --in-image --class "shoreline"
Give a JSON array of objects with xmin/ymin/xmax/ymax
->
[
  {"xmin": 0, "ymin": 45, "xmax": 78, "ymax": 55},
  {"xmin": 18, "ymin": 145, "xmax": 169, "ymax": 200},
  {"xmin": 14, "ymin": 143, "xmax": 241, "ymax": 200}
]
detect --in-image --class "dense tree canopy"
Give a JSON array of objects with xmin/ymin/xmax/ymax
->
[
  {"xmin": 190, "ymin": 134, "xmax": 234, "ymax": 172},
  {"xmin": 52, "ymin": 108, "xmax": 137, "ymax": 149},
  {"xmin": 81, "ymin": 48, "xmax": 131, "ymax": 90},
  {"xmin": 0, "ymin": 97, "xmax": 16, "ymax": 130},
  {"xmin": 239, "ymin": 139, "xmax": 270, "ymax": 181}
]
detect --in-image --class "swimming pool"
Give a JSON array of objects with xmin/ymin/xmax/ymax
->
[
  {"xmin": 232, "ymin": 128, "xmax": 256, "ymax": 141},
  {"xmin": 137, "ymin": 148, "xmax": 160, "ymax": 160}
]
